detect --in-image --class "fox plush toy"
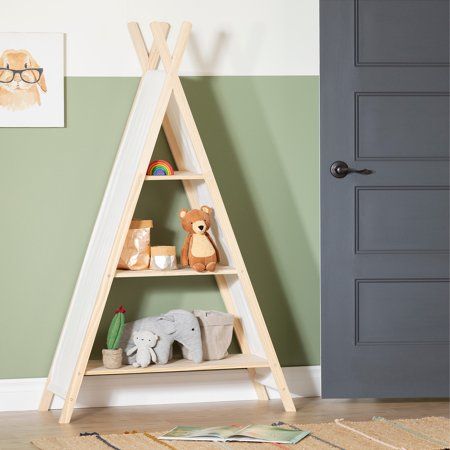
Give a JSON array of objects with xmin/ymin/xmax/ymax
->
[{"xmin": 179, "ymin": 206, "xmax": 220, "ymax": 272}]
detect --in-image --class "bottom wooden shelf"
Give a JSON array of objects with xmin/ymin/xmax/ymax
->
[{"xmin": 85, "ymin": 354, "xmax": 269, "ymax": 376}]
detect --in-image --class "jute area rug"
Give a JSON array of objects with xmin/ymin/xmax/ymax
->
[{"xmin": 32, "ymin": 416, "xmax": 450, "ymax": 450}]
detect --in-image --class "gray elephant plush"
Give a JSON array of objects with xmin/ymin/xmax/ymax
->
[{"xmin": 120, "ymin": 309, "xmax": 203, "ymax": 365}]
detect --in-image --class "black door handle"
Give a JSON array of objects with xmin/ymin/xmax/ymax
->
[{"xmin": 330, "ymin": 161, "xmax": 373, "ymax": 178}]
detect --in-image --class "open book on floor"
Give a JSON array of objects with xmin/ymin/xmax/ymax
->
[{"xmin": 159, "ymin": 424, "xmax": 310, "ymax": 444}]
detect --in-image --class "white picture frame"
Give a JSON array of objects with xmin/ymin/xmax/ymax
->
[{"xmin": 0, "ymin": 32, "xmax": 64, "ymax": 127}]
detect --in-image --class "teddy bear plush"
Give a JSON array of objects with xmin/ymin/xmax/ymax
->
[
  {"xmin": 179, "ymin": 206, "xmax": 220, "ymax": 272},
  {"xmin": 126, "ymin": 330, "xmax": 158, "ymax": 368}
]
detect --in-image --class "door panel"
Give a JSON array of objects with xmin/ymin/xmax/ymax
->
[
  {"xmin": 356, "ymin": 279, "xmax": 450, "ymax": 344},
  {"xmin": 356, "ymin": 93, "xmax": 450, "ymax": 160},
  {"xmin": 356, "ymin": 187, "xmax": 449, "ymax": 253},
  {"xmin": 356, "ymin": 0, "xmax": 450, "ymax": 65},
  {"xmin": 320, "ymin": 0, "xmax": 450, "ymax": 398}
]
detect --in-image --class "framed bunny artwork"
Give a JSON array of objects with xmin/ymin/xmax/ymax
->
[{"xmin": 0, "ymin": 32, "xmax": 64, "ymax": 127}]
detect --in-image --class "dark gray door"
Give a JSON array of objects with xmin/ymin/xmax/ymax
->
[{"xmin": 320, "ymin": 0, "xmax": 449, "ymax": 398}]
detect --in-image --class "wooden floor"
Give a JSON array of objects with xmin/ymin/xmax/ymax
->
[{"xmin": 1, "ymin": 398, "xmax": 448, "ymax": 449}]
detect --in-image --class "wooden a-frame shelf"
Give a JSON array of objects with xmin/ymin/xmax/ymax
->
[
  {"xmin": 145, "ymin": 170, "xmax": 203, "ymax": 181},
  {"xmin": 39, "ymin": 21, "xmax": 296, "ymax": 424},
  {"xmin": 115, "ymin": 265, "xmax": 237, "ymax": 278},
  {"xmin": 85, "ymin": 354, "xmax": 269, "ymax": 376}
]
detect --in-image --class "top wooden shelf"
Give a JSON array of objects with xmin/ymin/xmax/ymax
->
[{"xmin": 145, "ymin": 171, "xmax": 204, "ymax": 181}]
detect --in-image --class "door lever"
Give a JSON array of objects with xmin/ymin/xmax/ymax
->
[{"xmin": 330, "ymin": 161, "xmax": 373, "ymax": 178}]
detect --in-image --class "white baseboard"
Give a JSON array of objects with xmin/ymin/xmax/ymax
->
[{"xmin": 0, "ymin": 365, "xmax": 321, "ymax": 412}]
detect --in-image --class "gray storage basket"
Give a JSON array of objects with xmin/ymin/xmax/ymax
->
[{"xmin": 194, "ymin": 310, "xmax": 234, "ymax": 360}]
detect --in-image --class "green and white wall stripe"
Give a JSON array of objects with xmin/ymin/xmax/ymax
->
[
  {"xmin": 0, "ymin": 1, "xmax": 320, "ymax": 381},
  {"xmin": 4, "ymin": 0, "xmax": 319, "ymax": 76}
]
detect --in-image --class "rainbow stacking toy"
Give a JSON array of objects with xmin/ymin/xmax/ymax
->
[{"xmin": 147, "ymin": 160, "xmax": 175, "ymax": 176}]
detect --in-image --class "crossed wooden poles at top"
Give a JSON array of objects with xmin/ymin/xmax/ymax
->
[
  {"xmin": 129, "ymin": 21, "xmax": 191, "ymax": 82},
  {"xmin": 128, "ymin": 20, "xmax": 208, "ymax": 210}
]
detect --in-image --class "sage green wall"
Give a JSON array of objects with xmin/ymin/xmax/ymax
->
[{"xmin": 0, "ymin": 76, "xmax": 319, "ymax": 379}]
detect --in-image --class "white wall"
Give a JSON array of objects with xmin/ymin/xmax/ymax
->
[{"xmin": 1, "ymin": 0, "xmax": 319, "ymax": 76}]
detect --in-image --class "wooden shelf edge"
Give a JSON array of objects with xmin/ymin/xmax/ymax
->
[
  {"xmin": 145, "ymin": 171, "xmax": 204, "ymax": 181},
  {"xmin": 85, "ymin": 354, "xmax": 269, "ymax": 376},
  {"xmin": 115, "ymin": 265, "xmax": 238, "ymax": 278}
]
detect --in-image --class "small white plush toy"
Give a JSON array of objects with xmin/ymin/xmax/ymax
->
[{"xmin": 126, "ymin": 330, "xmax": 158, "ymax": 368}]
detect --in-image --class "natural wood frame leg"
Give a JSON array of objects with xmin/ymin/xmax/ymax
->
[
  {"xmin": 149, "ymin": 22, "xmax": 295, "ymax": 411},
  {"xmin": 38, "ymin": 380, "xmax": 54, "ymax": 411},
  {"xmin": 57, "ymin": 23, "xmax": 192, "ymax": 424},
  {"xmin": 216, "ymin": 275, "xmax": 269, "ymax": 400}
]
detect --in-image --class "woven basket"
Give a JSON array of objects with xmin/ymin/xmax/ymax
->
[
  {"xmin": 102, "ymin": 348, "xmax": 123, "ymax": 369},
  {"xmin": 194, "ymin": 310, "xmax": 234, "ymax": 360}
]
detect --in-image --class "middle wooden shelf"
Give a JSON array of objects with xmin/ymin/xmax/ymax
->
[{"xmin": 115, "ymin": 265, "xmax": 238, "ymax": 278}]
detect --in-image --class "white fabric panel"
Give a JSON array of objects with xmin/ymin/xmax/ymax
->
[
  {"xmin": 166, "ymin": 95, "xmax": 201, "ymax": 173},
  {"xmin": 47, "ymin": 72, "xmax": 166, "ymax": 398},
  {"xmin": 1, "ymin": 0, "xmax": 319, "ymax": 76},
  {"xmin": 166, "ymin": 91, "xmax": 267, "ymax": 360},
  {"xmin": 228, "ymin": 276, "xmax": 266, "ymax": 358}
]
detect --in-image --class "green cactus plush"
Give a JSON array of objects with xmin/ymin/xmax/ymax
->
[{"xmin": 106, "ymin": 306, "xmax": 126, "ymax": 350}]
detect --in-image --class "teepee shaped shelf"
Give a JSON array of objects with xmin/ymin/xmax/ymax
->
[{"xmin": 39, "ymin": 21, "xmax": 296, "ymax": 424}]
